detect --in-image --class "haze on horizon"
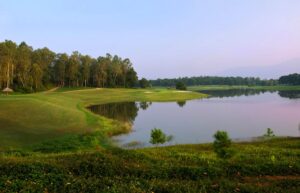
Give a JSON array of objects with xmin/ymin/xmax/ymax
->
[{"xmin": 1, "ymin": 0, "xmax": 300, "ymax": 79}]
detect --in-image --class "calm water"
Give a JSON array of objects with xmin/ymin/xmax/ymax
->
[{"xmin": 88, "ymin": 90, "xmax": 300, "ymax": 147}]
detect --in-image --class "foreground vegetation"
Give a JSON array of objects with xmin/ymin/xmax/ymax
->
[{"xmin": 0, "ymin": 138, "xmax": 299, "ymax": 192}]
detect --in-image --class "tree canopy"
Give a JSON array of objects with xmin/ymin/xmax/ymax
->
[
  {"xmin": 279, "ymin": 73, "xmax": 300, "ymax": 85},
  {"xmin": 175, "ymin": 81, "xmax": 187, "ymax": 90},
  {"xmin": 139, "ymin": 78, "xmax": 151, "ymax": 88},
  {"xmin": 0, "ymin": 40, "xmax": 138, "ymax": 92}
]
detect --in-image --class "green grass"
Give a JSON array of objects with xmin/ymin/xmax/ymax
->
[
  {"xmin": 0, "ymin": 88, "xmax": 206, "ymax": 149},
  {"xmin": 188, "ymin": 85, "xmax": 300, "ymax": 91},
  {"xmin": 0, "ymin": 87, "xmax": 299, "ymax": 192},
  {"xmin": 0, "ymin": 137, "xmax": 299, "ymax": 192}
]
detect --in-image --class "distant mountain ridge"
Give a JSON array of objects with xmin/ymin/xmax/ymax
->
[{"xmin": 220, "ymin": 58, "xmax": 300, "ymax": 79}]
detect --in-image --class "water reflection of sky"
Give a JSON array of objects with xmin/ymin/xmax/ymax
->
[{"xmin": 90, "ymin": 90, "xmax": 300, "ymax": 147}]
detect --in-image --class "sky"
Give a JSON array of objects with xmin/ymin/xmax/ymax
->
[{"xmin": 1, "ymin": 0, "xmax": 300, "ymax": 79}]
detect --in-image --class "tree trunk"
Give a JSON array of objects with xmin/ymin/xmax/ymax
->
[
  {"xmin": 6, "ymin": 62, "xmax": 10, "ymax": 88},
  {"xmin": 11, "ymin": 63, "xmax": 14, "ymax": 87}
]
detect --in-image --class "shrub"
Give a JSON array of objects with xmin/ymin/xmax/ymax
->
[
  {"xmin": 213, "ymin": 131, "xmax": 234, "ymax": 159},
  {"xmin": 150, "ymin": 128, "xmax": 173, "ymax": 145},
  {"xmin": 263, "ymin": 128, "xmax": 275, "ymax": 138},
  {"xmin": 175, "ymin": 82, "xmax": 187, "ymax": 90}
]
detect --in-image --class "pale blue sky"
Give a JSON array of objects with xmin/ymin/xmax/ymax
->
[{"xmin": 1, "ymin": 0, "xmax": 300, "ymax": 78}]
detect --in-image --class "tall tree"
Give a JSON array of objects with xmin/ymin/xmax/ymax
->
[
  {"xmin": 126, "ymin": 67, "xmax": 138, "ymax": 88},
  {"xmin": 0, "ymin": 40, "xmax": 17, "ymax": 89},
  {"xmin": 121, "ymin": 58, "xmax": 131, "ymax": 87},
  {"xmin": 91, "ymin": 57, "xmax": 108, "ymax": 87},
  {"xmin": 32, "ymin": 48, "xmax": 55, "ymax": 86},
  {"xmin": 15, "ymin": 42, "xmax": 33, "ymax": 89},
  {"xmin": 54, "ymin": 53, "xmax": 68, "ymax": 86},
  {"xmin": 66, "ymin": 51, "xmax": 80, "ymax": 87},
  {"xmin": 80, "ymin": 55, "xmax": 92, "ymax": 87},
  {"xmin": 31, "ymin": 63, "xmax": 43, "ymax": 89}
]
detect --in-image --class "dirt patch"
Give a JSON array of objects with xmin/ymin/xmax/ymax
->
[{"xmin": 44, "ymin": 87, "xmax": 59, "ymax": 93}]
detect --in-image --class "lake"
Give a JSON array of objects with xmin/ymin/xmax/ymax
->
[{"xmin": 88, "ymin": 90, "xmax": 300, "ymax": 147}]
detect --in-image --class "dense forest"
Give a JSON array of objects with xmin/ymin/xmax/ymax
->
[
  {"xmin": 150, "ymin": 76, "xmax": 278, "ymax": 87},
  {"xmin": 278, "ymin": 73, "xmax": 300, "ymax": 85},
  {"xmin": 0, "ymin": 40, "xmax": 138, "ymax": 92}
]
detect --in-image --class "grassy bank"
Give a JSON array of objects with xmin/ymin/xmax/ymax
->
[
  {"xmin": 0, "ymin": 137, "xmax": 299, "ymax": 192},
  {"xmin": 0, "ymin": 88, "xmax": 206, "ymax": 149}
]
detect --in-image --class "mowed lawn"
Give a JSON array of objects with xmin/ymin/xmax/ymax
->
[{"xmin": 0, "ymin": 88, "xmax": 206, "ymax": 149}]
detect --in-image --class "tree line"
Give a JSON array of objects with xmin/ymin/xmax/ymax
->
[
  {"xmin": 150, "ymin": 73, "xmax": 300, "ymax": 88},
  {"xmin": 0, "ymin": 40, "xmax": 138, "ymax": 92},
  {"xmin": 278, "ymin": 73, "xmax": 300, "ymax": 85},
  {"xmin": 150, "ymin": 76, "xmax": 278, "ymax": 87}
]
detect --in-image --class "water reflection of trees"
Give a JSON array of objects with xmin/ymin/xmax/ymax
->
[
  {"xmin": 199, "ymin": 89, "xmax": 300, "ymax": 99},
  {"xmin": 278, "ymin": 90, "xmax": 300, "ymax": 99},
  {"xmin": 200, "ymin": 89, "xmax": 275, "ymax": 98},
  {"xmin": 139, "ymin": 101, "xmax": 152, "ymax": 110},
  {"xmin": 88, "ymin": 101, "xmax": 152, "ymax": 123},
  {"xmin": 177, "ymin": 101, "xmax": 186, "ymax": 107}
]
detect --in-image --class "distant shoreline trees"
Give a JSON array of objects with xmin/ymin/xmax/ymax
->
[
  {"xmin": 278, "ymin": 73, "xmax": 300, "ymax": 85},
  {"xmin": 139, "ymin": 78, "xmax": 151, "ymax": 88},
  {"xmin": 151, "ymin": 76, "xmax": 278, "ymax": 87},
  {"xmin": 0, "ymin": 40, "xmax": 138, "ymax": 92},
  {"xmin": 151, "ymin": 73, "xmax": 300, "ymax": 87}
]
